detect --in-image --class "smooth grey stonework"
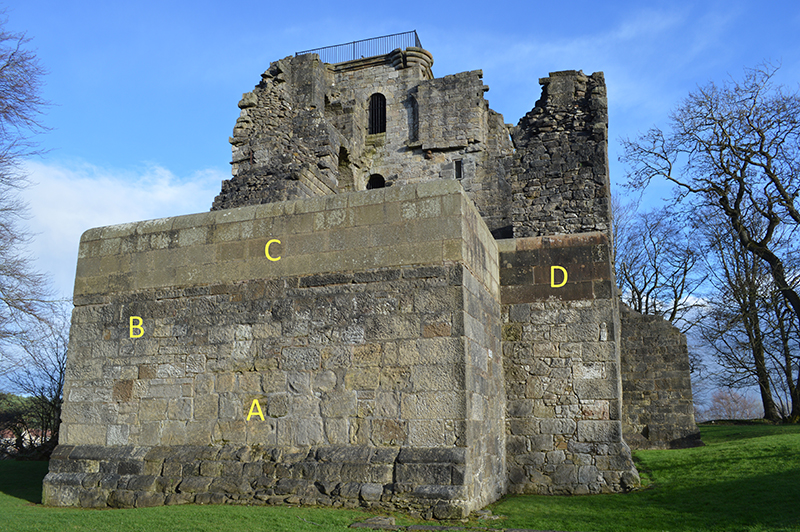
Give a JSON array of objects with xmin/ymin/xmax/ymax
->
[{"xmin": 45, "ymin": 41, "xmax": 698, "ymax": 516}]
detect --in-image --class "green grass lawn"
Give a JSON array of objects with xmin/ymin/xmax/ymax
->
[
  {"xmin": 486, "ymin": 423, "xmax": 800, "ymax": 532},
  {"xmin": 2, "ymin": 423, "xmax": 799, "ymax": 532}
]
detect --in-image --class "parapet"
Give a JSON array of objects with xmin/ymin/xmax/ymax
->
[{"xmin": 76, "ymin": 180, "xmax": 497, "ymax": 300}]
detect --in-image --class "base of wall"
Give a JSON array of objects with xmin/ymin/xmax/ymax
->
[{"xmin": 43, "ymin": 443, "xmax": 489, "ymax": 519}]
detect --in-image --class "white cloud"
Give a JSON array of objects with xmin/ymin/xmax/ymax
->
[{"xmin": 20, "ymin": 160, "xmax": 225, "ymax": 299}]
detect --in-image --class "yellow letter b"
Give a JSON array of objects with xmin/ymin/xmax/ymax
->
[{"xmin": 129, "ymin": 316, "xmax": 144, "ymax": 338}]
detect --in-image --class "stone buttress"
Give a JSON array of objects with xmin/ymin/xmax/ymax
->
[{"xmin": 45, "ymin": 181, "xmax": 506, "ymax": 517}]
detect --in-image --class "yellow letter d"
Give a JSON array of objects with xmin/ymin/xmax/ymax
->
[{"xmin": 551, "ymin": 266, "xmax": 568, "ymax": 288}]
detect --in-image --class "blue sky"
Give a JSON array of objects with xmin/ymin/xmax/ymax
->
[{"xmin": 6, "ymin": 0, "xmax": 800, "ymax": 299}]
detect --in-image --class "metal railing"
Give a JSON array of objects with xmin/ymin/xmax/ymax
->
[{"xmin": 296, "ymin": 31, "xmax": 422, "ymax": 64}]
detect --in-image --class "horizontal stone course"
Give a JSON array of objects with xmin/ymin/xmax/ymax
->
[
  {"xmin": 498, "ymin": 232, "xmax": 612, "ymax": 305},
  {"xmin": 44, "ymin": 443, "xmax": 474, "ymax": 512},
  {"xmin": 75, "ymin": 180, "xmax": 498, "ymax": 302}
]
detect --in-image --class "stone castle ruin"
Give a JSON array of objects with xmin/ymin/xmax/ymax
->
[{"xmin": 44, "ymin": 32, "xmax": 700, "ymax": 518}]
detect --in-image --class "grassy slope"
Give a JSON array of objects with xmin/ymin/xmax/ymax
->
[
  {"xmin": 487, "ymin": 424, "xmax": 800, "ymax": 532},
  {"xmin": 1, "ymin": 424, "xmax": 799, "ymax": 532}
]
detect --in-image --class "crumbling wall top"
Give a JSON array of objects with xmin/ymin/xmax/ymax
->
[{"xmin": 509, "ymin": 70, "xmax": 611, "ymax": 238}]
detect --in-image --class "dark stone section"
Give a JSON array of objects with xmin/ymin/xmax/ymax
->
[
  {"xmin": 620, "ymin": 305, "xmax": 703, "ymax": 449},
  {"xmin": 43, "ymin": 444, "xmax": 472, "ymax": 514},
  {"xmin": 498, "ymin": 233, "xmax": 612, "ymax": 305}
]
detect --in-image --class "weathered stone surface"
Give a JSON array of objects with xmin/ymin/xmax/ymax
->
[
  {"xmin": 510, "ymin": 71, "xmax": 611, "ymax": 238},
  {"xmin": 359, "ymin": 483, "xmax": 383, "ymax": 501},
  {"xmin": 620, "ymin": 304, "xmax": 702, "ymax": 449},
  {"xmin": 213, "ymin": 51, "xmax": 513, "ymax": 240},
  {"xmin": 350, "ymin": 516, "xmax": 399, "ymax": 530},
  {"xmin": 501, "ymin": 233, "xmax": 641, "ymax": 495}
]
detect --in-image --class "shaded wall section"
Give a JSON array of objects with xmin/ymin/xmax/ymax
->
[
  {"xmin": 500, "ymin": 233, "xmax": 639, "ymax": 494},
  {"xmin": 620, "ymin": 305, "xmax": 702, "ymax": 449}
]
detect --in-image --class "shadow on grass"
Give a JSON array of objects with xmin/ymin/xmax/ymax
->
[
  {"xmin": 490, "ymin": 467, "xmax": 800, "ymax": 532},
  {"xmin": 641, "ymin": 468, "xmax": 800, "ymax": 531},
  {"xmin": 0, "ymin": 460, "xmax": 49, "ymax": 504}
]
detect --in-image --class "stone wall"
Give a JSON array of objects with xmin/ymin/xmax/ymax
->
[
  {"xmin": 214, "ymin": 58, "xmax": 612, "ymax": 242},
  {"xmin": 620, "ymin": 305, "xmax": 702, "ymax": 449},
  {"xmin": 45, "ymin": 180, "xmax": 505, "ymax": 517},
  {"xmin": 509, "ymin": 71, "xmax": 612, "ymax": 238},
  {"xmin": 46, "ymin": 43, "xmax": 704, "ymax": 515},
  {"xmin": 212, "ymin": 50, "xmax": 515, "ymax": 239},
  {"xmin": 500, "ymin": 233, "xmax": 639, "ymax": 494}
]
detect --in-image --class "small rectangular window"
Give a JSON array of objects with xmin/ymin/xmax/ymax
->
[
  {"xmin": 455, "ymin": 160, "xmax": 463, "ymax": 180},
  {"xmin": 369, "ymin": 93, "xmax": 386, "ymax": 134}
]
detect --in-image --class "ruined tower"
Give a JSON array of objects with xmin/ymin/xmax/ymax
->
[{"xmin": 44, "ymin": 32, "xmax": 699, "ymax": 517}]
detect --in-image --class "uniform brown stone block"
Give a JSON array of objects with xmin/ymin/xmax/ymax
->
[
  {"xmin": 112, "ymin": 380, "xmax": 133, "ymax": 402},
  {"xmin": 422, "ymin": 323, "xmax": 451, "ymax": 338}
]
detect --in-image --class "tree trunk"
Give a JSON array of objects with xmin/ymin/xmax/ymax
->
[
  {"xmin": 742, "ymin": 288, "xmax": 782, "ymax": 421},
  {"xmin": 790, "ymin": 388, "xmax": 800, "ymax": 424},
  {"xmin": 775, "ymin": 298, "xmax": 800, "ymax": 423},
  {"xmin": 753, "ymin": 344, "xmax": 781, "ymax": 421}
]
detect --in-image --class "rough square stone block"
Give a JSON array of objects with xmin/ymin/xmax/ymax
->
[{"xmin": 577, "ymin": 420, "xmax": 622, "ymax": 443}]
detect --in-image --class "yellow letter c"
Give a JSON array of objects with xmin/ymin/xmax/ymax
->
[{"xmin": 265, "ymin": 239, "xmax": 281, "ymax": 261}]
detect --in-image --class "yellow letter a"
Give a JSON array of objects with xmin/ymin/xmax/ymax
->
[
  {"xmin": 247, "ymin": 399, "xmax": 265, "ymax": 421},
  {"xmin": 551, "ymin": 266, "xmax": 568, "ymax": 288},
  {"xmin": 129, "ymin": 316, "xmax": 144, "ymax": 338}
]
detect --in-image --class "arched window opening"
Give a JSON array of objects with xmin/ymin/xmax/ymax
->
[
  {"xmin": 368, "ymin": 93, "xmax": 386, "ymax": 134},
  {"xmin": 366, "ymin": 174, "xmax": 386, "ymax": 190}
]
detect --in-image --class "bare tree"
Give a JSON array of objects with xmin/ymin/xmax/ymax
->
[
  {"xmin": 702, "ymin": 388, "xmax": 763, "ymax": 421},
  {"xmin": 620, "ymin": 63, "xmax": 800, "ymax": 334},
  {"xmin": 762, "ymin": 267, "xmax": 800, "ymax": 422},
  {"xmin": 2, "ymin": 301, "xmax": 69, "ymax": 458},
  {"xmin": 699, "ymin": 218, "xmax": 782, "ymax": 420},
  {"xmin": 612, "ymin": 195, "xmax": 706, "ymax": 333},
  {"xmin": 0, "ymin": 12, "xmax": 52, "ymax": 358}
]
